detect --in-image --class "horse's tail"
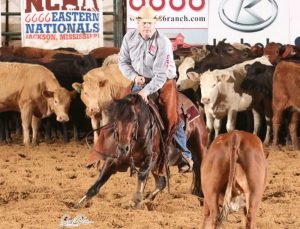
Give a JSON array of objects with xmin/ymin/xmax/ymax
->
[{"xmin": 217, "ymin": 131, "xmax": 239, "ymax": 226}]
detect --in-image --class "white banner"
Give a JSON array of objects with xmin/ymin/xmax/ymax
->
[
  {"xmin": 21, "ymin": 0, "xmax": 103, "ymax": 54},
  {"xmin": 208, "ymin": 0, "xmax": 290, "ymax": 45},
  {"xmin": 126, "ymin": 0, "xmax": 208, "ymax": 48},
  {"xmin": 289, "ymin": 0, "xmax": 300, "ymax": 45},
  {"xmin": 0, "ymin": 3, "xmax": 1, "ymax": 47}
]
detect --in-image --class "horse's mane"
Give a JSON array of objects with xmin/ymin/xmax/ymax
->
[{"xmin": 105, "ymin": 94, "xmax": 150, "ymax": 123}]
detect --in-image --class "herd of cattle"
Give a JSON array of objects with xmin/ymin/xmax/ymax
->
[
  {"xmin": 0, "ymin": 41, "xmax": 299, "ymax": 148},
  {"xmin": 0, "ymin": 41, "xmax": 299, "ymax": 228},
  {"xmin": 0, "ymin": 46, "xmax": 119, "ymax": 144},
  {"xmin": 177, "ymin": 41, "xmax": 300, "ymax": 150}
]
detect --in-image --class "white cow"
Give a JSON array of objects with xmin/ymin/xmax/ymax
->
[{"xmin": 188, "ymin": 56, "xmax": 273, "ymax": 143}]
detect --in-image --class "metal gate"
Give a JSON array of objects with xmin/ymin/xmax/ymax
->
[{"xmin": 1, "ymin": 0, "xmax": 126, "ymax": 47}]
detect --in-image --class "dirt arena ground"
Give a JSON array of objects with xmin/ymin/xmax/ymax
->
[{"xmin": 0, "ymin": 139, "xmax": 299, "ymax": 229}]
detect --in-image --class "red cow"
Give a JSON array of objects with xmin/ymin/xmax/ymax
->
[
  {"xmin": 201, "ymin": 130, "xmax": 268, "ymax": 229},
  {"xmin": 272, "ymin": 61, "xmax": 300, "ymax": 150}
]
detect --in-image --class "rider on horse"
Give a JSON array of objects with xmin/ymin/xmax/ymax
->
[{"xmin": 118, "ymin": 6, "xmax": 193, "ymax": 172}]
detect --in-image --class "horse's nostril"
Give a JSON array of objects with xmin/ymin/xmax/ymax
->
[{"xmin": 118, "ymin": 144, "xmax": 130, "ymax": 155}]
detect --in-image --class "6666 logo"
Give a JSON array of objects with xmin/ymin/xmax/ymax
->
[{"xmin": 129, "ymin": 0, "xmax": 205, "ymax": 11}]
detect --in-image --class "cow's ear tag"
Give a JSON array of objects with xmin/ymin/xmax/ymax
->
[{"xmin": 76, "ymin": 86, "xmax": 81, "ymax": 93}]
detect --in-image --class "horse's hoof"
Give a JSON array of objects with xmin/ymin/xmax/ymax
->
[
  {"xmin": 74, "ymin": 195, "xmax": 90, "ymax": 209},
  {"xmin": 32, "ymin": 141, "xmax": 38, "ymax": 146},
  {"xmin": 129, "ymin": 200, "xmax": 142, "ymax": 209}
]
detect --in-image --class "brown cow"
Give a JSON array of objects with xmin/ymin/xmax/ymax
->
[
  {"xmin": 201, "ymin": 130, "xmax": 268, "ymax": 229},
  {"xmin": 272, "ymin": 61, "xmax": 300, "ymax": 150},
  {"xmin": 263, "ymin": 42, "xmax": 285, "ymax": 64},
  {"xmin": 0, "ymin": 46, "xmax": 82, "ymax": 63},
  {"xmin": 89, "ymin": 47, "xmax": 120, "ymax": 66},
  {"xmin": 0, "ymin": 62, "xmax": 76, "ymax": 145}
]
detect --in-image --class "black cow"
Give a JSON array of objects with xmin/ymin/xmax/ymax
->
[
  {"xmin": 241, "ymin": 61, "xmax": 275, "ymax": 97},
  {"xmin": 187, "ymin": 41, "xmax": 254, "ymax": 74}
]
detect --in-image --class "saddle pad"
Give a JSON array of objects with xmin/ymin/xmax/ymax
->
[{"xmin": 179, "ymin": 105, "xmax": 200, "ymax": 123}]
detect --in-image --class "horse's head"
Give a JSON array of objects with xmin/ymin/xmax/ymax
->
[{"xmin": 106, "ymin": 94, "xmax": 147, "ymax": 157}]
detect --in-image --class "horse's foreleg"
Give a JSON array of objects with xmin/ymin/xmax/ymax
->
[
  {"xmin": 147, "ymin": 173, "xmax": 166, "ymax": 201},
  {"xmin": 76, "ymin": 159, "xmax": 117, "ymax": 208},
  {"xmin": 132, "ymin": 151, "xmax": 156, "ymax": 208},
  {"xmin": 132, "ymin": 176, "xmax": 148, "ymax": 209}
]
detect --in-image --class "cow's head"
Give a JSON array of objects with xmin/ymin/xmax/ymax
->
[
  {"xmin": 263, "ymin": 42, "xmax": 285, "ymax": 64},
  {"xmin": 176, "ymin": 57, "xmax": 196, "ymax": 89},
  {"xmin": 72, "ymin": 79, "xmax": 112, "ymax": 118},
  {"xmin": 282, "ymin": 44, "xmax": 297, "ymax": 58},
  {"xmin": 199, "ymin": 70, "xmax": 231, "ymax": 107},
  {"xmin": 43, "ymin": 88, "xmax": 76, "ymax": 122}
]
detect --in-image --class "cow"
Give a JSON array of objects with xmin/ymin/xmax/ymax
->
[
  {"xmin": 0, "ymin": 62, "xmax": 76, "ymax": 145},
  {"xmin": 188, "ymin": 56, "xmax": 273, "ymax": 143},
  {"xmin": 173, "ymin": 45, "xmax": 205, "ymax": 59},
  {"xmin": 272, "ymin": 61, "xmax": 300, "ymax": 150},
  {"xmin": 187, "ymin": 41, "xmax": 254, "ymax": 76},
  {"xmin": 177, "ymin": 46, "xmax": 210, "ymax": 91},
  {"xmin": 282, "ymin": 44, "xmax": 300, "ymax": 60},
  {"xmin": 0, "ymin": 52, "xmax": 98, "ymax": 142},
  {"xmin": 89, "ymin": 47, "xmax": 120, "ymax": 66},
  {"xmin": 0, "ymin": 46, "xmax": 82, "ymax": 61},
  {"xmin": 263, "ymin": 42, "xmax": 285, "ymax": 64},
  {"xmin": 201, "ymin": 130, "xmax": 268, "ymax": 229},
  {"xmin": 72, "ymin": 64, "xmax": 132, "ymax": 143},
  {"xmin": 241, "ymin": 61, "xmax": 275, "ymax": 97}
]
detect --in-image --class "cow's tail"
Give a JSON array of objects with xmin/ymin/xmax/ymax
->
[{"xmin": 217, "ymin": 131, "xmax": 239, "ymax": 226}]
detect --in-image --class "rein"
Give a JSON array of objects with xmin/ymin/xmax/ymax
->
[
  {"xmin": 113, "ymin": 113, "xmax": 155, "ymax": 177},
  {"xmin": 85, "ymin": 123, "xmax": 119, "ymax": 159}
]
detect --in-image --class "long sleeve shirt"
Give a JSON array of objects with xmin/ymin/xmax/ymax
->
[{"xmin": 118, "ymin": 29, "xmax": 176, "ymax": 96}]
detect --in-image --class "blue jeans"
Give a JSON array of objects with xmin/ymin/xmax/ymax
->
[
  {"xmin": 132, "ymin": 84, "xmax": 143, "ymax": 93},
  {"xmin": 132, "ymin": 84, "xmax": 192, "ymax": 159},
  {"xmin": 174, "ymin": 120, "xmax": 192, "ymax": 160}
]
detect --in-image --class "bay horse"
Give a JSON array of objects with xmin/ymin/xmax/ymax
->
[{"xmin": 76, "ymin": 93, "xmax": 208, "ymax": 208}]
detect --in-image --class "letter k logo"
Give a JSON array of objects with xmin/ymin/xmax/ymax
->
[{"xmin": 219, "ymin": 0, "xmax": 278, "ymax": 32}]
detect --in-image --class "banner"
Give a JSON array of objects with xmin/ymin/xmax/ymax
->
[
  {"xmin": 0, "ymin": 3, "xmax": 1, "ymax": 47},
  {"xmin": 208, "ymin": 0, "xmax": 290, "ymax": 45},
  {"xmin": 290, "ymin": 0, "xmax": 300, "ymax": 45},
  {"xmin": 127, "ymin": 0, "xmax": 208, "ymax": 49},
  {"xmin": 21, "ymin": 0, "xmax": 103, "ymax": 53}
]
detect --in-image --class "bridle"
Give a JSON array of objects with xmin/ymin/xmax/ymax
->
[
  {"xmin": 113, "ymin": 118, "xmax": 139, "ymax": 151},
  {"xmin": 113, "ymin": 113, "xmax": 155, "ymax": 176}
]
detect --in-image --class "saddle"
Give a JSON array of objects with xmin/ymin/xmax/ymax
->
[{"xmin": 148, "ymin": 92, "xmax": 201, "ymax": 132}]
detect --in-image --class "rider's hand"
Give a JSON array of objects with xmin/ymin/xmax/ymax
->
[
  {"xmin": 134, "ymin": 75, "xmax": 145, "ymax": 87},
  {"xmin": 138, "ymin": 90, "xmax": 148, "ymax": 104}
]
